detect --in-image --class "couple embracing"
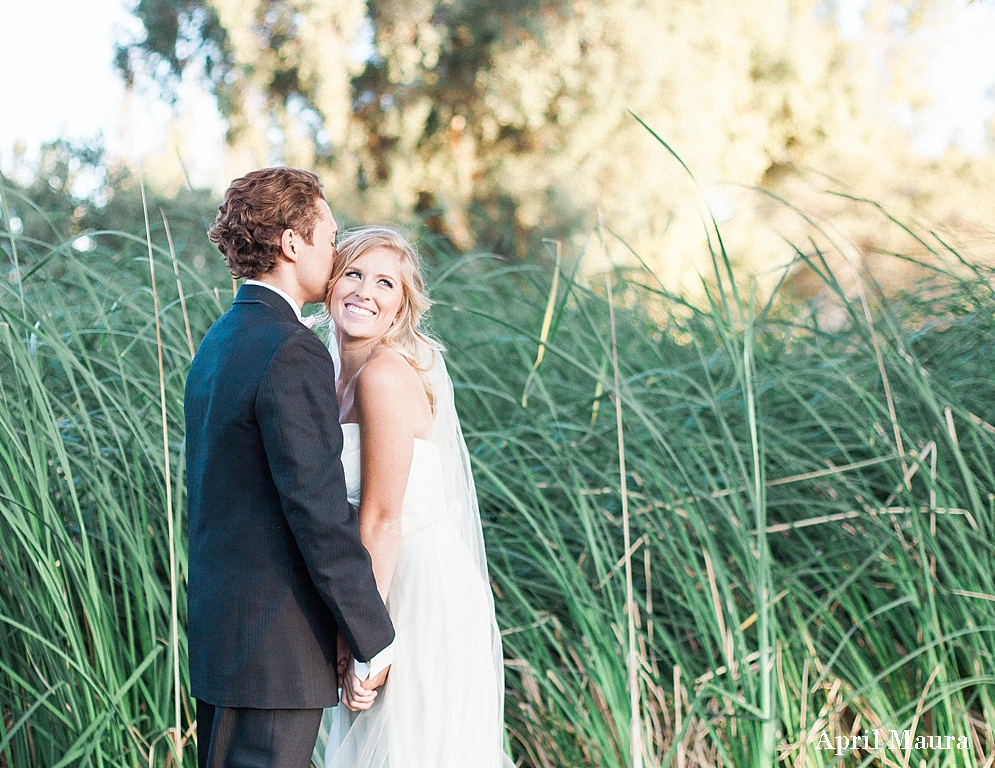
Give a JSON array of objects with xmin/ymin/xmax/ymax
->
[{"xmin": 185, "ymin": 167, "xmax": 512, "ymax": 767}]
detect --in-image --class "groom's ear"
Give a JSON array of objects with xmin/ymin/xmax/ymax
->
[{"xmin": 280, "ymin": 228, "xmax": 299, "ymax": 262}]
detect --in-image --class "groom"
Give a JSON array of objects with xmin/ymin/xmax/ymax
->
[{"xmin": 185, "ymin": 167, "xmax": 394, "ymax": 767}]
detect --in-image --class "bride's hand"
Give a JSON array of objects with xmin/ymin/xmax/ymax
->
[{"xmin": 340, "ymin": 662, "xmax": 378, "ymax": 711}]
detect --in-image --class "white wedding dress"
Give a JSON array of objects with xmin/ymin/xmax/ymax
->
[{"xmin": 321, "ymin": 353, "xmax": 513, "ymax": 768}]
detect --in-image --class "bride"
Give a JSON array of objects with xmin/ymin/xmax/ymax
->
[{"xmin": 320, "ymin": 226, "xmax": 512, "ymax": 768}]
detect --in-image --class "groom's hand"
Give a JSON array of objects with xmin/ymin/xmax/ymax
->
[
  {"xmin": 340, "ymin": 662, "xmax": 378, "ymax": 711},
  {"xmin": 361, "ymin": 665, "xmax": 390, "ymax": 691}
]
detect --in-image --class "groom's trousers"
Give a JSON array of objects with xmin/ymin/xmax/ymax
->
[{"xmin": 197, "ymin": 699, "xmax": 323, "ymax": 768}]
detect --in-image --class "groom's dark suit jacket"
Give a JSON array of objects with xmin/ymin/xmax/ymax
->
[{"xmin": 185, "ymin": 283, "xmax": 394, "ymax": 709}]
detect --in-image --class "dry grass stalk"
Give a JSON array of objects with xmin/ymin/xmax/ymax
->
[{"xmin": 141, "ymin": 181, "xmax": 182, "ymax": 765}]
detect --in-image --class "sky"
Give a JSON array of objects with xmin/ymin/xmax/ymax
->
[
  {"xmin": 913, "ymin": 2, "xmax": 995, "ymax": 154},
  {"xmin": 2, "ymin": 0, "xmax": 994, "ymax": 192},
  {"xmin": 0, "ymin": 0, "xmax": 225, "ymax": 189}
]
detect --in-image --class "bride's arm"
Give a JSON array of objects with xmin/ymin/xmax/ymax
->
[{"xmin": 353, "ymin": 352, "xmax": 419, "ymax": 599}]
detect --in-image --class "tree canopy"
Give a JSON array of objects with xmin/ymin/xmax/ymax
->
[{"xmin": 117, "ymin": 0, "xmax": 993, "ymax": 292}]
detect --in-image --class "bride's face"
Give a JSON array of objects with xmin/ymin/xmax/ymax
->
[{"xmin": 329, "ymin": 246, "xmax": 405, "ymax": 346}]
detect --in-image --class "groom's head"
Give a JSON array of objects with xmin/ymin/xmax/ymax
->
[{"xmin": 208, "ymin": 167, "xmax": 328, "ymax": 280}]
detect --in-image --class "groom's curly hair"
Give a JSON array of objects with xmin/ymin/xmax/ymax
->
[{"xmin": 208, "ymin": 167, "xmax": 325, "ymax": 279}]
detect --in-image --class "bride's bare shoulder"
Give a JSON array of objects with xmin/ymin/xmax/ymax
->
[
  {"xmin": 354, "ymin": 348, "xmax": 430, "ymax": 420},
  {"xmin": 354, "ymin": 348, "xmax": 433, "ymax": 435},
  {"xmin": 356, "ymin": 347, "xmax": 417, "ymax": 390}
]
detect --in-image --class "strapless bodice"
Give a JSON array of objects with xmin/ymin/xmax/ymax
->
[{"xmin": 340, "ymin": 422, "xmax": 448, "ymax": 535}]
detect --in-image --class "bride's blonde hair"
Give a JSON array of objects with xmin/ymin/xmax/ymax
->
[{"xmin": 324, "ymin": 226, "xmax": 440, "ymax": 408}]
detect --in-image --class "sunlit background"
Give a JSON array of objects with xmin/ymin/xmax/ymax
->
[
  {"xmin": 3, "ymin": 0, "xmax": 995, "ymax": 291},
  {"xmin": 5, "ymin": 1, "xmax": 995, "ymax": 168}
]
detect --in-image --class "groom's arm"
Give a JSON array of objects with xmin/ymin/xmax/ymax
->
[{"xmin": 256, "ymin": 328, "xmax": 394, "ymax": 662}]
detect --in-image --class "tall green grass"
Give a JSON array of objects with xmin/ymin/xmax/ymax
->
[
  {"xmin": 2, "ymin": 179, "xmax": 994, "ymax": 767},
  {"xmin": 0, "ymin": 186, "xmax": 219, "ymax": 766},
  {"xmin": 427, "ymin": 211, "xmax": 995, "ymax": 766}
]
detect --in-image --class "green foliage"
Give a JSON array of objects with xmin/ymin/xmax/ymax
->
[
  {"xmin": 0, "ymin": 183, "xmax": 225, "ymax": 765},
  {"xmin": 115, "ymin": 0, "xmax": 231, "ymax": 98},
  {"xmin": 435, "ymin": 230, "xmax": 995, "ymax": 765},
  {"xmin": 0, "ymin": 140, "xmax": 218, "ymax": 265},
  {"xmin": 2, "ymin": 181, "xmax": 995, "ymax": 766}
]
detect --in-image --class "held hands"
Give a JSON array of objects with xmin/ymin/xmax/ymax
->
[
  {"xmin": 340, "ymin": 662, "xmax": 375, "ymax": 710},
  {"xmin": 337, "ymin": 634, "xmax": 390, "ymax": 711},
  {"xmin": 340, "ymin": 661, "xmax": 391, "ymax": 711}
]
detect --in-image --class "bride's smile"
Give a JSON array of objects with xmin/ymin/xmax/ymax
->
[
  {"xmin": 329, "ymin": 246, "xmax": 404, "ymax": 347},
  {"xmin": 345, "ymin": 303, "xmax": 375, "ymax": 317}
]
